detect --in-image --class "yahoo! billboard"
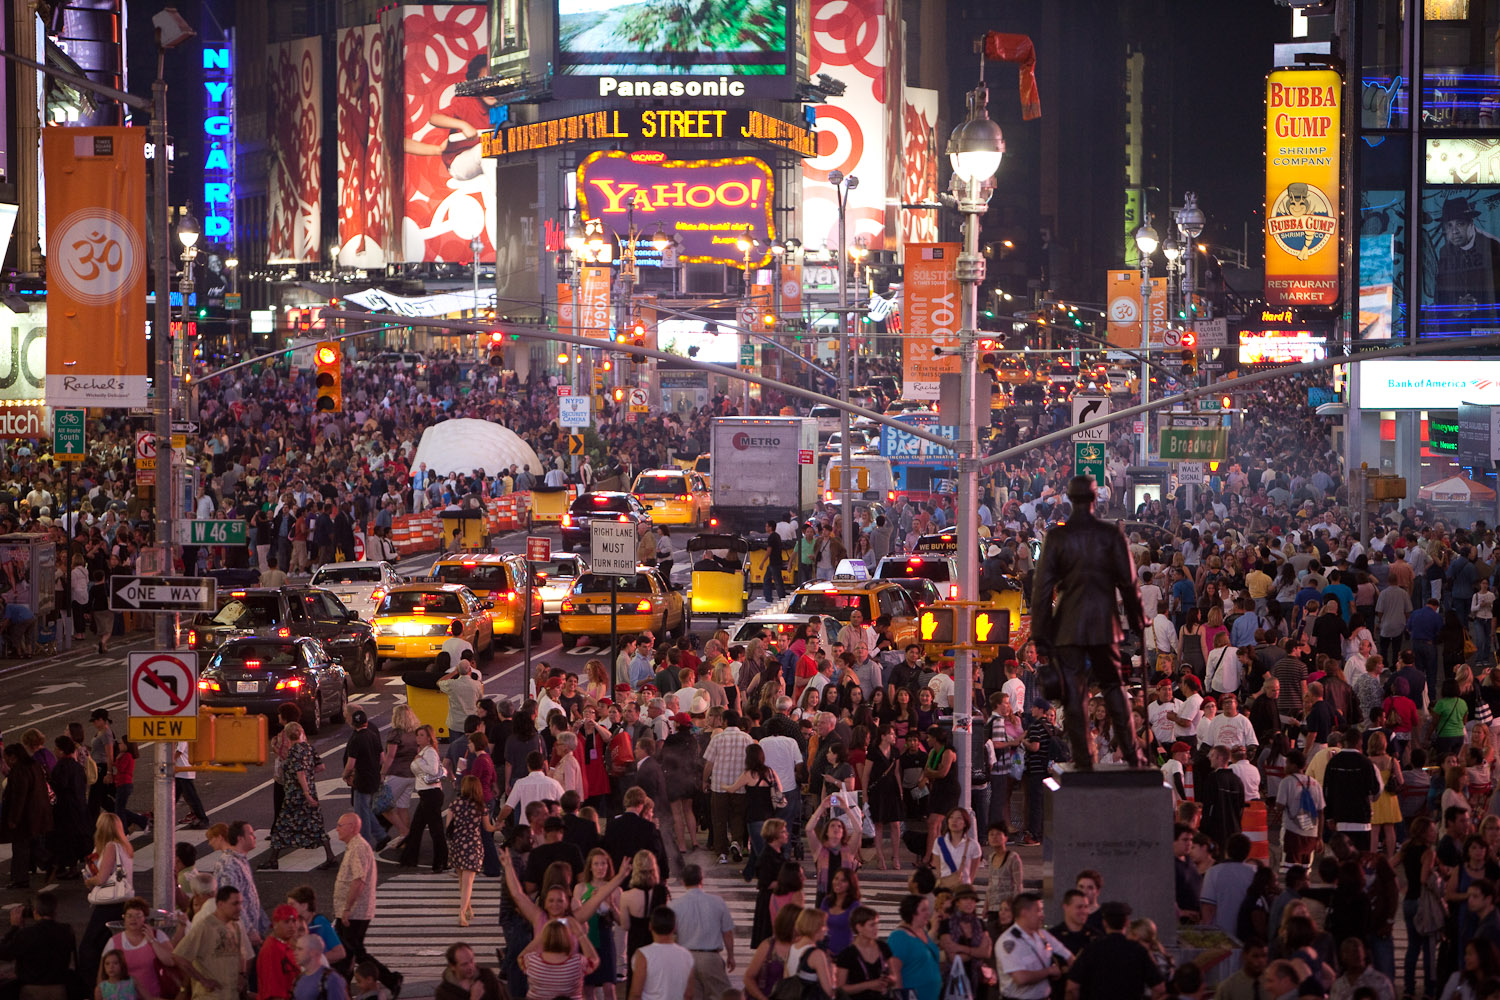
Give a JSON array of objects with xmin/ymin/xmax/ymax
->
[{"xmin": 577, "ymin": 151, "xmax": 775, "ymax": 268}]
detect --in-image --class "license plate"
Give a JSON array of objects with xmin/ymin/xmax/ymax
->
[
  {"xmin": 593, "ymin": 606, "xmax": 618, "ymax": 614},
  {"xmin": 235, "ymin": 681, "xmax": 259, "ymax": 694},
  {"xmin": 653, "ymin": 500, "xmax": 666, "ymax": 508}
]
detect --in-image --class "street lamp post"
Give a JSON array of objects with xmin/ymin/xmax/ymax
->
[
  {"xmin": 177, "ymin": 214, "xmax": 200, "ymax": 418},
  {"xmin": 1134, "ymin": 221, "xmax": 1159, "ymax": 465},
  {"xmin": 947, "ymin": 78, "xmax": 1004, "ymax": 808},
  {"xmin": 829, "ymin": 170, "xmax": 859, "ymax": 557},
  {"xmin": 737, "ymin": 225, "xmax": 760, "ymax": 413}
]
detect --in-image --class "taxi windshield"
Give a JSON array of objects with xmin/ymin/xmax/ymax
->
[
  {"xmin": 207, "ymin": 596, "xmax": 282, "ymax": 628},
  {"xmin": 574, "ymin": 573, "xmax": 653, "ymax": 593},
  {"xmin": 310, "ymin": 566, "xmax": 383, "ymax": 585},
  {"xmin": 377, "ymin": 591, "xmax": 463, "ymax": 616},
  {"xmin": 432, "ymin": 563, "xmax": 508, "ymax": 587},
  {"xmin": 787, "ymin": 592, "xmax": 865, "ymax": 621},
  {"xmin": 633, "ymin": 474, "xmax": 685, "ymax": 495},
  {"xmin": 877, "ymin": 558, "xmax": 953, "ymax": 583}
]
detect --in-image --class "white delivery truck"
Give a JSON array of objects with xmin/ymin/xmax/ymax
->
[{"xmin": 709, "ymin": 416, "xmax": 819, "ymax": 532}]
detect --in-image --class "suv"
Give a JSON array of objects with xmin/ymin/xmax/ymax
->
[
  {"xmin": 364, "ymin": 351, "xmax": 426, "ymax": 372},
  {"xmin": 875, "ymin": 554, "xmax": 961, "ymax": 600},
  {"xmin": 187, "ymin": 587, "xmax": 379, "ymax": 687},
  {"xmin": 561, "ymin": 491, "xmax": 651, "ymax": 552}
]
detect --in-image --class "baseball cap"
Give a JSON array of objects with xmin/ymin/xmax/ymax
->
[
  {"xmin": 1170, "ymin": 741, "xmax": 1191, "ymax": 755},
  {"xmin": 1031, "ymin": 697, "xmax": 1051, "ymax": 712},
  {"xmin": 272, "ymin": 904, "xmax": 300, "ymax": 922},
  {"xmin": 673, "ymin": 712, "xmax": 693, "ymax": 728},
  {"xmin": 350, "ymin": 709, "xmax": 368, "ymax": 727}
]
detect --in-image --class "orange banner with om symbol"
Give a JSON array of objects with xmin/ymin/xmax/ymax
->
[{"xmin": 44, "ymin": 127, "xmax": 149, "ymax": 408}]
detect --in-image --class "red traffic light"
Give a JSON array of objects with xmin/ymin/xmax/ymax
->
[
  {"xmin": 1179, "ymin": 331, "xmax": 1197, "ymax": 349},
  {"xmin": 315, "ymin": 345, "xmax": 337, "ymax": 365},
  {"xmin": 490, "ymin": 332, "xmax": 503, "ymax": 344}
]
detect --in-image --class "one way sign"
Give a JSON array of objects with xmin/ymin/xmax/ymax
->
[
  {"xmin": 110, "ymin": 576, "xmax": 218, "ymax": 613},
  {"xmin": 1071, "ymin": 395, "xmax": 1110, "ymax": 443}
]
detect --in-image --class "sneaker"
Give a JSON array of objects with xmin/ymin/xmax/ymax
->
[
  {"xmin": 718, "ymin": 853, "xmax": 728, "ymax": 864},
  {"xmin": 729, "ymin": 843, "xmax": 742, "ymax": 862}
]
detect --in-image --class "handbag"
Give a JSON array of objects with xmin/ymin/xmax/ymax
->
[
  {"xmin": 942, "ymin": 956, "xmax": 971, "ymax": 1000},
  {"xmin": 770, "ymin": 772, "xmax": 788, "ymax": 811},
  {"xmin": 371, "ymin": 780, "xmax": 395, "ymax": 816},
  {"xmin": 1414, "ymin": 873, "xmax": 1447, "ymax": 936},
  {"xmin": 88, "ymin": 858, "xmax": 130, "ymax": 906}
]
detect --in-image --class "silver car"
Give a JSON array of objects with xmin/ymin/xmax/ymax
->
[
  {"xmin": 307, "ymin": 561, "xmax": 403, "ymax": 620},
  {"xmin": 529, "ymin": 553, "xmax": 590, "ymax": 618}
]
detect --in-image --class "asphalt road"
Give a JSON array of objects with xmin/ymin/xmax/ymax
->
[{"xmin": 0, "ymin": 524, "xmax": 733, "ymax": 994}]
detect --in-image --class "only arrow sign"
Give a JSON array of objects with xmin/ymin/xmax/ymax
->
[{"xmin": 1078, "ymin": 399, "xmax": 1103, "ymax": 422}]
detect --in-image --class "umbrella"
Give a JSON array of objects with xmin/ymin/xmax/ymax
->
[{"xmin": 1417, "ymin": 475, "xmax": 1498, "ymax": 503}]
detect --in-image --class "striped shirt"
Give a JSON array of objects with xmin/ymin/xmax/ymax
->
[{"xmin": 521, "ymin": 952, "xmax": 584, "ymax": 1000}]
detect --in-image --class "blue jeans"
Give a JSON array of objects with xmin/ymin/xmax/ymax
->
[
  {"xmin": 351, "ymin": 789, "xmax": 386, "ymax": 844},
  {"xmin": 762, "ymin": 564, "xmax": 786, "ymax": 603},
  {"xmin": 989, "ymin": 773, "xmax": 1019, "ymax": 830},
  {"xmin": 1473, "ymin": 619, "xmax": 1494, "ymax": 666},
  {"xmin": 970, "ymin": 782, "xmax": 990, "ymax": 834},
  {"xmin": 1403, "ymin": 898, "xmax": 1435, "ymax": 996},
  {"xmin": 1369, "ymin": 930, "xmax": 1395, "ymax": 983},
  {"xmin": 778, "ymin": 787, "xmax": 804, "ymax": 851}
]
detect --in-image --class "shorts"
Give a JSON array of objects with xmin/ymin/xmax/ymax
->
[{"xmin": 1283, "ymin": 830, "xmax": 1319, "ymax": 861}]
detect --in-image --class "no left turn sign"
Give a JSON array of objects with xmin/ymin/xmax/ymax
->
[{"xmin": 127, "ymin": 651, "xmax": 199, "ymax": 741}]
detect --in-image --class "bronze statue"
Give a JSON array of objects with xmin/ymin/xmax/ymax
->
[{"xmin": 1030, "ymin": 475, "xmax": 1147, "ymax": 768}]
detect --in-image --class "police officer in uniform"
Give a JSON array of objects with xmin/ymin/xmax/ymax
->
[{"xmin": 995, "ymin": 892, "xmax": 1072, "ymax": 1000}]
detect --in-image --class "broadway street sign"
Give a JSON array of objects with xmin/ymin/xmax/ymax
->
[{"xmin": 1158, "ymin": 427, "xmax": 1229, "ymax": 462}]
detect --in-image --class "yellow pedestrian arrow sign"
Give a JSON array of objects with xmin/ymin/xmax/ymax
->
[{"xmin": 568, "ymin": 434, "xmax": 586, "ymax": 455}]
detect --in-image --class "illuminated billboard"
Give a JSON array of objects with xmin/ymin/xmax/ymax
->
[
  {"xmin": 336, "ymin": 24, "xmax": 393, "ymax": 268},
  {"xmin": 657, "ymin": 319, "xmax": 740, "ymax": 364},
  {"xmin": 554, "ymin": 0, "xmax": 793, "ymax": 99},
  {"xmin": 1264, "ymin": 69, "xmax": 1341, "ymax": 306},
  {"xmin": 400, "ymin": 5, "xmax": 495, "ymax": 264},
  {"xmin": 577, "ymin": 151, "xmax": 775, "ymax": 267},
  {"xmin": 267, "ymin": 37, "xmax": 323, "ymax": 264},
  {"xmin": 1238, "ymin": 330, "xmax": 1328, "ymax": 365}
]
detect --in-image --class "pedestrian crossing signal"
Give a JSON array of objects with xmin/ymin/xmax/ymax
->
[
  {"xmin": 974, "ymin": 611, "xmax": 997, "ymax": 644},
  {"xmin": 314, "ymin": 341, "xmax": 341, "ymax": 412},
  {"xmin": 919, "ymin": 608, "xmax": 955, "ymax": 644}
]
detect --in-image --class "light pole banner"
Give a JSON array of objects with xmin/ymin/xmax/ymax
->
[
  {"xmin": 579, "ymin": 265, "xmax": 611, "ymax": 340},
  {"xmin": 901, "ymin": 242, "xmax": 961, "ymax": 400},
  {"xmin": 1105, "ymin": 270, "xmax": 1141, "ymax": 348},
  {"xmin": 43, "ymin": 128, "xmax": 149, "ymax": 408},
  {"xmin": 1264, "ymin": 69, "xmax": 1341, "ymax": 306}
]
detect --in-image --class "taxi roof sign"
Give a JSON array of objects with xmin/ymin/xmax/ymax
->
[{"xmin": 833, "ymin": 559, "xmax": 870, "ymax": 582}]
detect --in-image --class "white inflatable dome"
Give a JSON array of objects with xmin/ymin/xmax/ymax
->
[{"xmin": 409, "ymin": 418, "xmax": 544, "ymax": 478}]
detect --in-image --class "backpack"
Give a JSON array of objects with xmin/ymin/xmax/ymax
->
[{"xmin": 1296, "ymin": 775, "xmax": 1321, "ymax": 821}]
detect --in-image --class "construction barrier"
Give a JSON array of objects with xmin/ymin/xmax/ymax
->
[{"xmin": 1242, "ymin": 800, "xmax": 1269, "ymax": 864}]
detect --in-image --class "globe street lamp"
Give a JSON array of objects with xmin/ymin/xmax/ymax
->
[
  {"xmin": 1134, "ymin": 221, "xmax": 1159, "ymax": 464},
  {"xmin": 946, "ymin": 78, "xmax": 1003, "ymax": 808}
]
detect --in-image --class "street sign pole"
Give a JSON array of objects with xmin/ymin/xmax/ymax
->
[{"xmin": 610, "ymin": 577, "xmax": 618, "ymax": 666}]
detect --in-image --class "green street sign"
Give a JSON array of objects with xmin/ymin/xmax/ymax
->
[
  {"xmin": 1158, "ymin": 427, "xmax": 1228, "ymax": 461},
  {"xmin": 53, "ymin": 409, "xmax": 85, "ymax": 461},
  {"xmin": 739, "ymin": 343, "xmax": 757, "ymax": 366},
  {"xmin": 1073, "ymin": 441, "xmax": 1106, "ymax": 483},
  {"xmin": 188, "ymin": 520, "xmax": 247, "ymax": 546}
]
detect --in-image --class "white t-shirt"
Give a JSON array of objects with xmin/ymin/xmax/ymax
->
[
  {"xmin": 758, "ymin": 734, "xmax": 803, "ymax": 792},
  {"xmin": 928, "ymin": 672, "xmax": 955, "ymax": 710},
  {"xmin": 931, "ymin": 833, "xmax": 980, "ymax": 879},
  {"xmin": 1276, "ymin": 774, "xmax": 1324, "ymax": 837},
  {"xmin": 1002, "ymin": 678, "xmax": 1026, "ymax": 714},
  {"xmin": 1148, "ymin": 700, "xmax": 1178, "ymax": 745},
  {"xmin": 1173, "ymin": 693, "xmax": 1203, "ymax": 739}
]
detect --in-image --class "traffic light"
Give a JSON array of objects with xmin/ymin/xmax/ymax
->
[
  {"xmin": 1220, "ymin": 394, "xmax": 1232, "ymax": 410},
  {"xmin": 314, "ymin": 341, "xmax": 342, "ymax": 412},
  {"xmin": 629, "ymin": 319, "xmax": 646, "ymax": 363},
  {"xmin": 1179, "ymin": 330, "xmax": 1197, "ymax": 350},
  {"xmin": 296, "ymin": 308, "xmax": 313, "ymax": 334},
  {"xmin": 918, "ymin": 608, "xmax": 956, "ymax": 644},
  {"xmin": 613, "ymin": 387, "xmax": 625, "ymax": 403},
  {"xmin": 488, "ymin": 331, "xmax": 504, "ymax": 366},
  {"xmin": 1180, "ymin": 349, "xmax": 1197, "ymax": 374},
  {"xmin": 761, "ymin": 309, "xmax": 776, "ymax": 329}
]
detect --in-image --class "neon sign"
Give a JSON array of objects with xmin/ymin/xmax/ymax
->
[{"xmin": 203, "ymin": 39, "xmax": 234, "ymax": 242}]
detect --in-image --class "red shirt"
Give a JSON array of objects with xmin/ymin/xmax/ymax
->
[
  {"xmin": 256, "ymin": 937, "xmax": 299, "ymax": 1000},
  {"xmin": 113, "ymin": 750, "xmax": 136, "ymax": 785}
]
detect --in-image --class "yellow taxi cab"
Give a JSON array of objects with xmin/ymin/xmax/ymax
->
[
  {"xmin": 370, "ymin": 583, "xmax": 494, "ymax": 665},
  {"xmin": 630, "ymin": 468, "xmax": 711, "ymax": 526},
  {"xmin": 429, "ymin": 553, "xmax": 543, "ymax": 644},
  {"xmin": 785, "ymin": 563, "xmax": 921, "ymax": 647},
  {"xmin": 558, "ymin": 565, "xmax": 686, "ymax": 649}
]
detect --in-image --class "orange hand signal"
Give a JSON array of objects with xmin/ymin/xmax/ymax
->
[
  {"xmin": 921, "ymin": 613, "xmax": 938, "ymax": 641},
  {"xmin": 974, "ymin": 613, "xmax": 994, "ymax": 644}
]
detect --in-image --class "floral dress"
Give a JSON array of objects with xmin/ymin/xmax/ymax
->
[
  {"xmin": 269, "ymin": 742, "xmax": 326, "ymax": 849},
  {"xmin": 448, "ymin": 796, "xmax": 485, "ymax": 873}
]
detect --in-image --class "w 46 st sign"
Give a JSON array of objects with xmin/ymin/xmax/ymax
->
[{"xmin": 1158, "ymin": 427, "xmax": 1228, "ymax": 461}]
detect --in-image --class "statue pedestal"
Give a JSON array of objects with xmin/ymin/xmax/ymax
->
[{"xmin": 1043, "ymin": 765, "xmax": 1178, "ymax": 946}]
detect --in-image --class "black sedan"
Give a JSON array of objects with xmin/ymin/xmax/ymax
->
[{"xmin": 197, "ymin": 636, "xmax": 351, "ymax": 734}]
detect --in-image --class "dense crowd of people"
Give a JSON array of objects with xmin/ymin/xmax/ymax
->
[{"xmin": 4, "ymin": 344, "xmax": 1500, "ymax": 1000}]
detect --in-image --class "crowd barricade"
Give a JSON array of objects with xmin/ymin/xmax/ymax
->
[{"xmin": 1242, "ymin": 799, "xmax": 1269, "ymax": 864}]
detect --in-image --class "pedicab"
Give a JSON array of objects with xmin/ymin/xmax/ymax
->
[
  {"xmin": 528, "ymin": 484, "xmax": 569, "ymax": 529},
  {"xmin": 686, "ymin": 533, "xmax": 750, "ymax": 623}
]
